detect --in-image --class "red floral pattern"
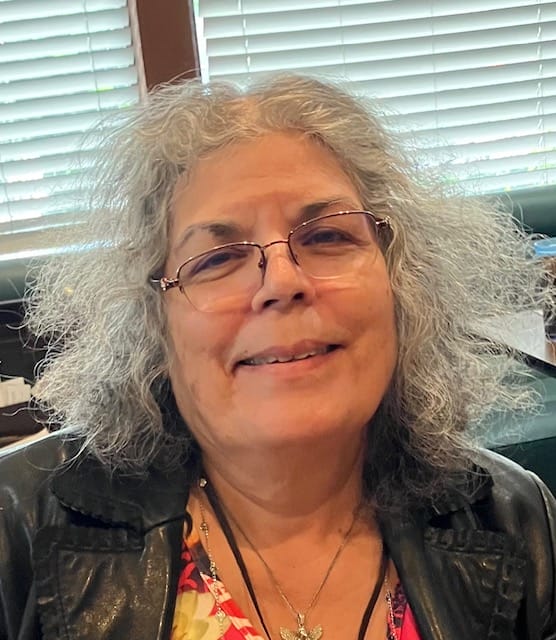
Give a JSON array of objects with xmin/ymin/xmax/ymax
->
[
  {"xmin": 389, "ymin": 583, "xmax": 421, "ymax": 640},
  {"xmin": 178, "ymin": 543, "xmax": 202, "ymax": 593}
]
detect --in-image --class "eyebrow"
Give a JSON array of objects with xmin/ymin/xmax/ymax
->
[
  {"xmin": 173, "ymin": 197, "xmax": 360, "ymax": 252},
  {"xmin": 180, "ymin": 221, "xmax": 244, "ymax": 246}
]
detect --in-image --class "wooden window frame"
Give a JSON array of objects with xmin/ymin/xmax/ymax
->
[{"xmin": 131, "ymin": 0, "xmax": 200, "ymax": 91}]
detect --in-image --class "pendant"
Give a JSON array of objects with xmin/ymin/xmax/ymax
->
[{"xmin": 280, "ymin": 613, "xmax": 323, "ymax": 640}]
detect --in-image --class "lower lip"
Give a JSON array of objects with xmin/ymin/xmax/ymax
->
[{"xmin": 236, "ymin": 348, "xmax": 339, "ymax": 378}]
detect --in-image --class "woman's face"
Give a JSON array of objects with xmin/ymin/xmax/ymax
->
[{"xmin": 164, "ymin": 132, "xmax": 397, "ymax": 455}]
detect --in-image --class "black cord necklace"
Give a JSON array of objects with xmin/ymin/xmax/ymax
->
[{"xmin": 203, "ymin": 479, "xmax": 388, "ymax": 640}]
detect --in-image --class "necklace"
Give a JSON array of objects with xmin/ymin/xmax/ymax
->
[
  {"xmin": 220, "ymin": 493, "xmax": 359, "ymax": 640},
  {"xmin": 198, "ymin": 477, "xmax": 397, "ymax": 640},
  {"xmin": 385, "ymin": 574, "xmax": 398, "ymax": 640},
  {"xmin": 198, "ymin": 493, "xmax": 228, "ymax": 637}
]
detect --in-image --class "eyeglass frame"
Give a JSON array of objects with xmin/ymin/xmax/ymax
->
[{"xmin": 152, "ymin": 210, "xmax": 392, "ymax": 295}]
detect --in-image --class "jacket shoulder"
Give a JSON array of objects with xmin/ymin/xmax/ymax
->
[
  {"xmin": 473, "ymin": 447, "xmax": 555, "ymax": 508},
  {"xmin": 474, "ymin": 449, "xmax": 556, "ymax": 636},
  {"xmin": 0, "ymin": 431, "xmax": 76, "ymax": 503},
  {"xmin": 0, "ymin": 432, "xmax": 78, "ymax": 640},
  {"xmin": 0, "ymin": 431, "xmax": 78, "ymax": 553},
  {"xmin": 467, "ymin": 448, "xmax": 556, "ymax": 536},
  {"xmin": 0, "ymin": 429, "xmax": 74, "ymax": 466}
]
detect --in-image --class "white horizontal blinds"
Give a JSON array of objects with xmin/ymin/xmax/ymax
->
[
  {"xmin": 0, "ymin": 0, "xmax": 139, "ymax": 232},
  {"xmin": 195, "ymin": 0, "xmax": 556, "ymax": 193}
]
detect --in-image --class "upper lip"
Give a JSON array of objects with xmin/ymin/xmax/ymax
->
[{"xmin": 234, "ymin": 340, "xmax": 340, "ymax": 369}]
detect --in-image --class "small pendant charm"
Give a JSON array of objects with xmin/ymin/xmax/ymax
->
[{"xmin": 280, "ymin": 614, "xmax": 323, "ymax": 640}]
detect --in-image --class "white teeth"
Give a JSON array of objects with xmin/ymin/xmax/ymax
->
[{"xmin": 244, "ymin": 346, "xmax": 329, "ymax": 366}]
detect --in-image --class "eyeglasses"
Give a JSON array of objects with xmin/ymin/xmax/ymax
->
[{"xmin": 153, "ymin": 210, "xmax": 391, "ymax": 312}]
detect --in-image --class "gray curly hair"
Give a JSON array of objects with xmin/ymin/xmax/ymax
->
[{"xmin": 26, "ymin": 74, "xmax": 545, "ymax": 510}]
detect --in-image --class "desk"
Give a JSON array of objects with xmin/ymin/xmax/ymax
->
[
  {"xmin": 0, "ymin": 402, "xmax": 45, "ymax": 448},
  {"xmin": 477, "ymin": 310, "xmax": 556, "ymax": 495},
  {"xmin": 478, "ymin": 309, "xmax": 556, "ymax": 372}
]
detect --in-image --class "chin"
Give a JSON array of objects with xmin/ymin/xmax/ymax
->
[{"xmin": 242, "ymin": 405, "xmax": 369, "ymax": 448}]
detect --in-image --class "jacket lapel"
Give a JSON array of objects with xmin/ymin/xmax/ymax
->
[
  {"xmin": 33, "ymin": 522, "xmax": 183, "ymax": 640},
  {"xmin": 33, "ymin": 446, "xmax": 190, "ymax": 640},
  {"xmin": 381, "ymin": 477, "xmax": 527, "ymax": 640}
]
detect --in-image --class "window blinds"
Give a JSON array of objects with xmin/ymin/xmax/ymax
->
[
  {"xmin": 0, "ymin": 0, "xmax": 139, "ymax": 247},
  {"xmin": 194, "ymin": 0, "xmax": 556, "ymax": 193}
]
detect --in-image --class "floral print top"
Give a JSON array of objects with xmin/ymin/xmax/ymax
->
[{"xmin": 171, "ymin": 525, "xmax": 422, "ymax": 640}]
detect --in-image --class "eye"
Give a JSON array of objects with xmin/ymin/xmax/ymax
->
[
  {"xmin": 183, "ymin": 245, "xmax": 252, "ymax": 282},
  {"xmin": 299, "ymin": 226, "xmax": 356, "ymax": 246},
  {"xmin": 196, "ymin": 250, "xmax": 235, "ymax": 271}
]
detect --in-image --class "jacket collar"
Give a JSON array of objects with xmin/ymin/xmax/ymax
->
[
  {"xmin": 53, "ymin": 437, "xmax": 495, "ymax": 530},
  {"xmin": 51, "ymin": 437, "xmax": 195, "ymax": 532},
  {"xmin": 427, "ymin": 459, "xmax": 494, "ymax": 517}
]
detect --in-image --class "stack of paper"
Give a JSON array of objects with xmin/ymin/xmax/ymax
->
[{"xmin": 0, "ymin": 377, "xmax": 32, "ymax": 408}]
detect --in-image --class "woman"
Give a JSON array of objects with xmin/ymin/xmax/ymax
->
[{"xmin": 0, "ymin": 74, "xmax": 554, "ymax": 640}]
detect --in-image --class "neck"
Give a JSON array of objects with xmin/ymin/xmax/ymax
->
[{"xmin": 199, "ymin": 433, "xmax": 370, "ymax": 549}]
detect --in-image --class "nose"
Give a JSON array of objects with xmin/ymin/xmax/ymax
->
[{"xmin": 250, "ymin": 241, "xmax": 316, "ymax": 312}]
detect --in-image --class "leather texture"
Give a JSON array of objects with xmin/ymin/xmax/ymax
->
[{"xmin": 0, "ymin": 433, "xmax": 555, "ymax": 640}]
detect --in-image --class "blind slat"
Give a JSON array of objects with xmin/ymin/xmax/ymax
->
[
  {"xmin": 0, "ymin": 86, "xmax": 138, "ymax": 130},
  {"xmin": 409, "ymin": 113, "xmax": 556, "ymax": 147},
  {"xmin": 385, "ymin": 78, "xmax": 556, "ymax": 114},
  {"xmin": 205, "ymin": 59, "xmax": 554, "ymax": 96},
  {"xmin": 206, "ymin": 42, "xmax": 556, "ymax": 76},
  {"xmin": 203, "ymin": 4, "xmax": 554, "ymax": 37},
  {"xmin": 0, "ymin": 108, "xmax": 126, "ymax": 144},
  {"xmin": 0, "ymin": 28, "xmax": 132, "ymax": 67},
  {"xmin": 0, "ymin": 192, "xmax": 82, "ymax": 225},
  {"xmin": 2, "ymin": 150, "xmax": 96, "ymax": 183},
  {"xmin": 429, "ymin": 131, "xmax": 556, "ymax": 160},
  {"xmin": 209, "ymin": 25, "xmax": 556, "ymax": 60},
  {"xmin": 449, "ymin": 150, "xmax": 556, "ymax": 178},
  {"xmin": 0, "ymin": 210, "xmax": 85, "ymax": 236},
  {"xmin": 387, "ymin": 97, "xmax": 556, "ymax": 133},
  {"xmin": 1, "ymin": 66, "xmax": 138, "ymax": 104},
  {"xmin": 0, "ymin": 7, "xmax": 130, "ymax": 43},
  {"xmin": 1, "ymin": 174, "xmax": 87, "ymax": 205},
  {"xmin": 200, "ymin": 0, "xmax": 540, "ymax": 20},
  {"xmin": 206, "ymin": 9, "xmax": 555, "ymax": 48},
  {"xmin": 1, "ymin": 46, "xmax": 134, "ymax": 84},
  {"xmin": 458, "ymin": 168, "xmax": 556, "ymax": 191},
  {"xmin": 0, "ymin": 0, "xmax": 127, "ymax": 23}
]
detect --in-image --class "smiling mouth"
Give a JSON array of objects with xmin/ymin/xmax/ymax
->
[{"xmin": 238, "ymin": 344, "xmax": 340, "ymax": 367}]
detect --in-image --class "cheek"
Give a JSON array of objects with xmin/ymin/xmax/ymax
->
[
  {"xmin": 331, "ymin": 266, "xmax": 395, "ymax": 329},
  {"xmin": 352, "ymin": 276, "xmax": 397, "ymax": 362},
  {"xmin": 165, "ymin": 300, "xmax": 237, "ymax": 413}
]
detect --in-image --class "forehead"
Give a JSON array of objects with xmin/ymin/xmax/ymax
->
[{"xmin": 168, "ymin": 132, "xmax": 361, "ymax": 248}]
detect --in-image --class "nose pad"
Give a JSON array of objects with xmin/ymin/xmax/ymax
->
[{"xmin": 251, "ymin": 245, "xmax": 315, "ymax": 311}]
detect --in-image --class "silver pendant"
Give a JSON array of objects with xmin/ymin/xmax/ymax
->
[{"xmin": 280, "ymin": 613, "xmax": 323, "ymax": 640}]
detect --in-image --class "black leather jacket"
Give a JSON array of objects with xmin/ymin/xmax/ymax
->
[{"xmin": 0, "ymin": 433, "xmax": 555, "ymax": 640}]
